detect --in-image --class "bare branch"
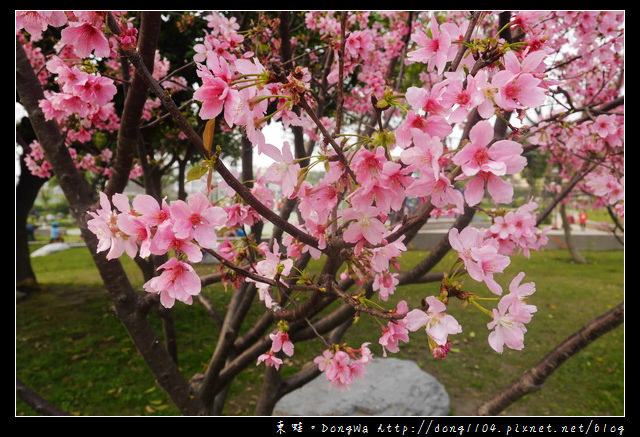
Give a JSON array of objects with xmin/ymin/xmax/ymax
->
[
  {"xmin": 477, "ymin": 302, "xmax": 624, "ymax": 416},
  {"xmin": 16, "ymin": 378, "xmax": 70, "ymax": 416}
]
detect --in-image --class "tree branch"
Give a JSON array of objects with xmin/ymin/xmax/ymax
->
[
  {"xmin": 105, "ymin": 12, "xmax": 161, "ymax": 197},
  {"xmin": 536, "ymin": 158, "xmax": 604, "ymax": 226},
  {"xmin": 297, "ymin": 95, "xmax": 357, "ymax": 183},
  {"xmin": 106, "ymin": 13, "xmax": 320, "ymax": 251},
  {"xmin": 476, "ymin": 302, "xmax": 624, "ymax": 416},
  {"xmin": 16, "ymin": 378, "xmax": 70, "ymax": 416}
]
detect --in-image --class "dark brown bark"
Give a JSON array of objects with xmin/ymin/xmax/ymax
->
[
  {"xmin": 197, "ymin": 282, "xmax": 258, "ymax": 411},
  {"xmin": 15, "ymin": 134, "xmax": 47, "ymax": 290},
  {"xmin": 158, "ymin": 306, "xmax": 179, "ymax": 365},
  {"xmin": 477, "ymin": 302, "xmax": 624, "ymax": 416},
  {"xmin": 105, "ymin": 12, "xmax": 162, "ymax": 197},
  {"xmin": 16, "ymin": 378, "xmax": 70, "ymax": 416},
  {"xmin": 254, "ymin": 365, "xmax": 282, "ymax": 415}
]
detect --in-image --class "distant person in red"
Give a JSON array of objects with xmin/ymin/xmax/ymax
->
[{"xmin": 578, "ymin": 211, "xmax": 588, "ymax": 231}]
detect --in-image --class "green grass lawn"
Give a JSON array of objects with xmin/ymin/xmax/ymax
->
[{"xmin": 16, "ymin": 244, "xmax": 624, "ymax": 416}]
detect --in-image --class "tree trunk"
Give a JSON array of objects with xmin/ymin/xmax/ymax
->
[
  {"xmin": 560, "ymin": 203, "xmax": 587, "ymax": 264},
  {"xmin": 16, "ymin": 137, "xmax": 47, "ymax": 293}
]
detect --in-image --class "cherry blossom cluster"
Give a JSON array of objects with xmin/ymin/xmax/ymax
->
[
  {"xmin": 24, "ymin": 140, "xmax": 120, "ymax": 180},
  {"xmin": 87, "ymin": 191, "xmax": 228, "ymax": 308},
  {"xmin": 485, "ymin": 201, "xmax": 551, "ymax": 258},
  {"xmin": 584, "ymin": 172, "xmax": 624, "ymax": 209},
  {"xmin": 313, "ymin": 342, "xmax": 373, "ymax": 391},
  {"xmin": 18, "ymin": 11, "xmax": 191, "ymax": 182},
  {"xmin": 100, "ymin": 12, "xmax": 552, "ymax": 384},
  {"xmin": 257, "ymin": 322, "xmax": 295, "ymax": 371},
  {"xmin": 22, "ymin": 12, "xmax": 122, "ymax": 133},
  {"xmin": 18, "ymin": 11, "xmax": 622, "ymax": 393},
  {"xmin": 23, "ymin": 141, "xmax": 52, "ymax": 179}
]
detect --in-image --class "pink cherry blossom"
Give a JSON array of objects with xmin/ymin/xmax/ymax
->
[
  {"xmin": 269, "ymin": 331, "xmax": 294, "ymax": 357},
  {"xmin": 396, "ymin": 110, "xmax": 452, "ymax": 147},
  {"xmin": 453, "ymin": 120, "xmax": 506, "ymax": 177},
  {"xmin": 584, "ymin": 172, "xmax": 624, "ymax": 206},
  {"xmin": 150, "ymin": 221, "xmax": 203, "ymax": 263},
  {"xmin": 263, "ymin": 142, "xmax": 301, "ymax": 198},
  {"xmin": 350, "ymin": 146, "xmax": 386, "ymax": 185},
  {"xmin": 448, "ymin": 226, "xmax": 484, "ymax": 269},
  {"xmin": 16, "ymin": 11, "xmax": 68, "ymax": 40},
  {"xmin": 132, "ymin": 194, "xmax": 171, "ymax": 227},
  {"xmin": 463, "ymin": 171, "xmax": 515, "ymax": 206},
  {"xmin": 453, "ymin": 120, "xmax": 526, "ymax": 205},
  {"xmin": 502, "ymin": 49, "xmax": 548, "ymax": 78},
  {"xmin": 372, "ymin": 271, "xmax": 399, "ymax": 301},
  {"xmin": 492, "ymin": 70, "xmax": 546, "ymax": 111},
  {"xmin": 370, "ymin": 227, "xmax": 407, "ymax": 273},
  {"xmin": 86, "ymin": 192, "xmax": 137, "ymax": 260},
  {"xmin": 75, "ymin": 74, "xmax": 117, "ymax": 106},
  {"xmin": 469, "ymin": 70, "xmax": 499, "ymax": 119},
  {"xmin": 591, "ymin": 114, "xmax": 619, "ymax": 139},
  {"xmin": 324, "ymin": 350, "xmax": 354, "ymax": 390},
  {"xmin": 247, "ymin": 240, "xmax": 293, "ymax": 309},
  {"xmin": 116, "ymin": 214, "xmax": 152, "ymax": 258},
  {"xmin": 143, "ymin": 257, "xmax": 201, "ymax": 308},
  {"xmin": 405, "ymin": 296, "xmax": 462, "ymax": 346},
  {"xmin": 193, "ymin": 57, "xmax": 239, "ymax": 126},
  {"xmin": 486, "ymin": 201, "xmax": 550, "ymax": 257},
  {"xmin": 400, "ymin": 130, "xmax": 444, "ymax": 175},
  {"xmin": 60, "ymin": 21, "xmax": 111, "ymax": 58},
  {"xmin": 314, "ymin": 343, "xmax": 372, "ymax": 391},
  {"xmin": 499, "ymin": 272, "xmax": 537, "ymax": 323},
  {"xmin": 45, "ymin": 56, "xmax": 88, "ymax": 92},
  {"xmin": 380, "ymin": 161, "xmax": 413, "ymax": 211},
  {"xmin": 408, "ymin": 15, "xmax": 457, "ymax": 75},
  {"xmin": 378, "ymin": 301, "xmax": 409, "ymax": 356},
  {"xmin": 40, "ymin": 91, "xmax": 91, "ymax": 120},
  {"xmin": 442, "ymin": 72, "xmax": 483, "ymax": 123},
  {"xmin": 256, "ymin": 352, "xmax": 283, "ymax": 370},
  {"xmin": 486, "ymin": 296, "xmax": 528, "ymax": 354},
  {"xmin": 349, "ymin": 181, "xmax": 395, "ymax": 216},
  {"xmin": 467, "ymin": 244, "xmax": 511, "ymax": 295},
  {"xmin": 340, "ymin": 206, "xmax": 387, "ymax": 246},
  {"xmin": 297, "ymin": 180, "xmax": 339, "ymax": 225},
  {"xmin": 345, "ymin": 29, "xmax": 375, "ymax": 60},
  {"xmin": 405, "ymin": 83, "xmax": 449, "ymax": 117},
  {"xmin": 405, "ymin": 167, "xmax": 464, "ymax": 212},
  {"xmin": 169, "ymin": 192, "xmax": 227, "ymax": 249}
]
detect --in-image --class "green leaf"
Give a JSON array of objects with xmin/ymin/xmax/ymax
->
[{"xmin": 187, "ymin": 165, "xmax": 209, "ymax": 182}]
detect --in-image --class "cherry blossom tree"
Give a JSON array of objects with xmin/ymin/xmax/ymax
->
[{"xmin": 16, "ymin": 10, "xmax": 623, "ymax": 416}]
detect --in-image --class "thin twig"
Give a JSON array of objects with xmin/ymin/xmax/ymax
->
[
  {"xmin": 297, "ymin": 96, "xmax": 357, "ymax": 183},
  {"xmin": 334, "ymin": 12, "xmax": 347, "ymax": 136}
]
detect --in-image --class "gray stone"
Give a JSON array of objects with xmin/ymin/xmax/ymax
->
[
  {"xmin": 273, "ymin": 358, "xmax": 449, "ymax": 416},
  {"xmin": 30, "ymin": 242, "xmax": 71, "ymax": 257}
]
